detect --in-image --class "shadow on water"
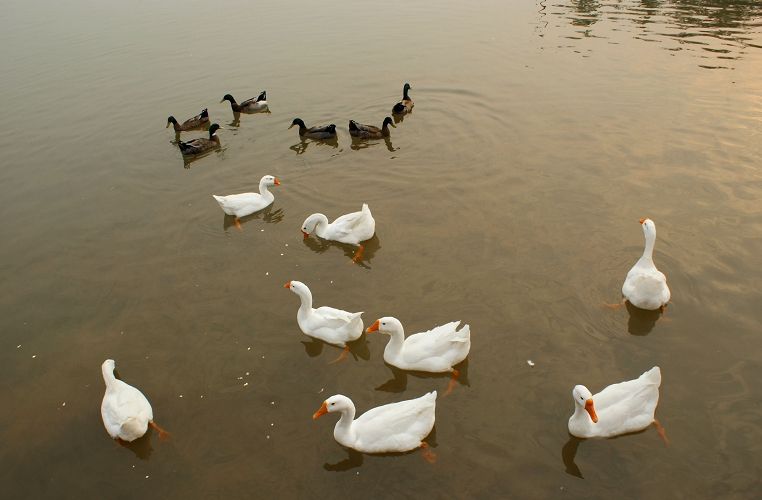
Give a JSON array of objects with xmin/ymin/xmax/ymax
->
[
  {"xmin": 374, "ymin": 358, "xmax": 470, "ymax": 394},
  {"xmin": 561, "ymin": 435, "xmax": 584, "ymax": 478},
  {"xmin": 323, "ymin": 426, "xmax": 437, "ymax": 472},
  {"xmin": 290, "ymin": 137, "xmax": 339, "ymax": 155},
  {"xmin": 119, "ymin": 427, "xmax": 155, "ymax": 461},
  {"xmin": 350, "ymin": 136, "xmax": 398, "ymax": 152},
  {"xmin": 302, "ymin": 234, "xmax": 381, "ymax": 269},
  {"xmin": 222, "ymin": 207, "xmax": 284, "ymax": 232},
  {"xmin": 625, "ymin": 301, "xmax": 664, "ymax": 336},
  {"xmin": 301, "ymin": 332, "xmax": 371, "ymax": 361}
]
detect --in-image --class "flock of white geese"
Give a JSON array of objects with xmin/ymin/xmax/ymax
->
[{"xmin": 102, "ymin": 86, "xmax": 671, "ymax": 461}]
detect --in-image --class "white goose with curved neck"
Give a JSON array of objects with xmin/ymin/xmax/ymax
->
[
  {"xmin": 622, "ymin": 218, "xmax": 670, "ymax": 310},
  {"xmin": 316, "ymin": 392, "xmax": 437, "ymax": 454},
  {"xmin": 285, "ymin": 280, "xmax": 363, "ymax": 346},
  {"xmin": 212, "ymin": 175, "xmax": 279, "ymax": 218},
  {"xmin": 101, "ymin": 359, "xmax": 154, "ymax": 442},
  {"xmin": 301, "ymin": 204, "xmax": 375, "ymax": 245}
]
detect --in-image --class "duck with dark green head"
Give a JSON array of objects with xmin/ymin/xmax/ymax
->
[
  {"xmin": 348, "ymin": 117, "xmax": 395, "ymax": 139},
  {"xmin": 289, "ymin": 118, "xmax": 337, "ymax": 140},
  {"xmin": 166, "ymin": 108, "xmax": 209, "ymax": 132},
  {"xmin": 220, "ymin": 91, "xmax": 267, "ymax": 112},
  {"xmin": 178, "ymin": 123, "xmax": 223, "ymax": 155},
  {"xmin": 392, "ymin": 83, "xmax": 413, "ymax": 114}
]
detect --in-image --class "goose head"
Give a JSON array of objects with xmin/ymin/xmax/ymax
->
[
  {"xmin": 284, "ymin": 280, "xmax": 308, "ymax": 294},
  {"xmin": 572, "ymin": 385, "xmax": 597, "ymax": 423},
  {"xmin": 313, "ymin": 394, "xmax": 353, "ymax": 419},
  {"xmin": 300, "ymin": 213, "xmax": 324, "ymax": 239},
  {"xmin": 640, "ymin": 218, "xmax": 656, "ymax": 240},
  {"xmin": 260, "ymin": 175, "xmax": 280, "ymax": 187},
  {"xmin": 102, "ymin": 359, "xmax": 116, "ymax": 373},
  {"xmin": 366, "ymin": 317, "xmax": 403, "ymax": 335}
]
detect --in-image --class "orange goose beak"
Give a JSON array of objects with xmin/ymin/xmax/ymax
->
[
  {"xmin": 366, "ymin": 319, "xmax": 380, "ymax": 333},
  {"xmin": 313, "ymin": 401, "xmax": 328, "ymax": 419},
  {"xmin": 585, "ymin": 398, "xmax": 598, "ymax": 423}
]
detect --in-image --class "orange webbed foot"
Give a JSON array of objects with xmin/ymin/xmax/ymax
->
[
  {"xmin": 653, "ymin": 419, "xmax": 669, "ymax": 448},
  {"xmin": 234, "ymin": 217, "xmax": 242, "ymax": 231},
  {"xmin": 328, "ymin": 345, "xmax": 350, "ymax": 364},
  {"xmin": 421, "ymin": 442, "xmax": 436, "ymax": 463},
  {"xmin": 150, "ymin": 421, "xmax": 172, "ymax": 441},
  {"xmin": 603, "ymin": 300, "xmax": 626, "ymax": 309},
  {"xmin": 443, "ymin": 369, "xmax": 459, "ymax": 397},
  {"xmin": 349, "ymin": 245, "xmax": 364, "ymax": 264}
]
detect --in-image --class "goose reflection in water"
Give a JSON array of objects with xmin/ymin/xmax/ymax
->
[
  {"xmin": 323, "ymin": 426, "xmax": 437, "ymax": 471},
  {"xmin": 375, "ymin": 358, "xmax": 470, "ymax": 394},
  {"xmin": 289, "ymin": 137, "xmax": 339, "ymax": 155},
  {"xmin": 302, "ymin": 233, "xmax": 381, "ymax": 269},
  {"xmin": 350, "ymin": 136, "xmax": 398, "ymax": 153},
  {"xmin": 118, "ymin": 426, "xmax": 155, "ymax": 461},
  {"xmin": 222, "ymin": 208, "xmax": 284, "ymax": 232},
  {"xmin": 625, "ymin": 300, "xmax": 665, "ymax": 336},
  {"xmin": 301, "ymin": 332, "xmax": 371, "ymax": 362}
]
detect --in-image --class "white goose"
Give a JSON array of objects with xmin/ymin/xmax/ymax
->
[
  {"xmin": 366, "ymin": 317, "xmax": 470, "ymax": 396},
  {"xmin": 284, "ymin": 280, "xmax": 363, "ymax": 362},
  {"xmin": 313, "ymin": 391, "xmax": 437, "ymax": 460},
  {"xmin": 619, "ymin": 218, "xmax": 671, "ymax": 310},
  {"xmin": 101, "ymin": 359, "xmax": 169, "ymax": 442},
  {"xmin": 300, "ymin": 204, "xmax": 375, "ymax": 261},
  {"xmin": 212, "ymin": 175, "xmax": 280, "ymax": 229},
  {"xmin": 568, "ymin": 366, "xmax": 667, "ymax": 445}
]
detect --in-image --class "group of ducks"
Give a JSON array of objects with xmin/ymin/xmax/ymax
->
[
  {"xmin": 167, "ymin": 83, "xmax": 413, "ymax": 156},
  {"xmin": 102, "ymin": 87, "xmax": 672, "ymax": 461}
]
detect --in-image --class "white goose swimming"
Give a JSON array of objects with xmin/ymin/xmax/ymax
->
[
  {"xmin": 300, "ymin": 204, "xmax": 375, "ymax": 261},
  {"xmin": 617, "ymin": 218, "xmax": 671, "ymax": 310},
  {"xmin": 101, "ymin": 359, "xmax": 169, "ymax": 442},
  {"xmin": 366, "ymin": 317, "xmax": 470, "ymax": 396},
  {"xmin": 313, "ymin": 391, "xmax": 437, "ymax": 460},
  {"xmin": 212, "ymin": 175, "xmax": 280, "ymax": 229},
  {"xmin": 568, "ymin": 366, "xmax": 667, "ymax": 445},
  {"xmin": 284, "ymin": 280, "xmax": 363, "ymax": 362}
]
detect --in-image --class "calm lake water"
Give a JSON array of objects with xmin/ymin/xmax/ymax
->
[{"xmin": 2, "ymin": 0, "xmax": 762, "ymax": 497}]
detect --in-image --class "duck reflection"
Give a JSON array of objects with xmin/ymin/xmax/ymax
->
[
  {"xmin": 180, "ymin": 146, "xmax": 223, "ymax": 169},
  {"xmin": 375, "ymin": 358, "xmax": 470, "ymax": 394},
  {"xmin": 228, "ymin": 112, "xmax": 241, "ymax": 128},
  {"xmin": 301, "ymin": 332, "xmax": 370, "ymax": 362},
  {"xmin": 302, "ymin": 234, "xmax": 381, "ymax": 269},
  {"xmin": 561, "ymin": 435, "xmax": 584, "ymax": 478},
  {"xmin": 222, "ymin": 208, "xmax": 284, "ymax": 232},
  {"xmin": 350, "ymin": 136, "xmax": 398, "ymax": 152},
  {"xmin": 392, "ymin": 112, "xmax": 409, "ymax": 125},
  {"xmin": 625, "ymin": 301, "xmax": 664, "ymax": 336},
  {"xmin": 289, "ymin": 137, "xmax": 339, "ymax": 155}
]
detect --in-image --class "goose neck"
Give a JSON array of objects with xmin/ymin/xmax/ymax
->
[{"xmin": 333, "ymin": 405, "xmax": 357, "ymax": 443}]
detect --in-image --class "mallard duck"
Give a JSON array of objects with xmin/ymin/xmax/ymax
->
[
  {"xmin": 313, "ymin": 391, "xmax": 437, "ymax": 460},
  {"xmin": 220, "ymin": 91, "xmax": 267, "ymax": 112},
  {"xmin": 367, "ymin": 317, "xmax": 470, "ymax": 396},
  {"xmin": 212, "ymin": 175, "xmax": 280, "ymax": 228},
  {"xmin": 289, "ymin": 118, "xmax": 337, "ymax": 140},
  {"xmin": 284, "ymin": 280, "xmax": 363, "ymax": 362},
  {"xmin": 348, "ymin": 117, "xmax": 395, "ymax": 139},
  {"xmin": 568, "ymin": 367, "xmax": 667, "ymax": 445},
  {"xmin": 178, "ymin": 123, "xmax": 223, "ymax": 155},
  {"xmin": 392, "ymin": 83, "xmax": 413, "ymax": 114},
  {"xmin": 101, "ymin": 359, "xmax": 170, "ymax": 443},
  {"xmin": 166, "ymin": 108, "xmax": 209, "ymax": 132},
  {"xmin": 610, "ymin": 218, "xmax": 671, "ymax": 310},
  {"xmin": 301, "ymin": 204, "xmax": 375, "ymax": 261}
]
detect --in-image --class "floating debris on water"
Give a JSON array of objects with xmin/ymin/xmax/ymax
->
[{"xmin": 527, "ymin": 360, "xmax": 535, "ymax": 367}]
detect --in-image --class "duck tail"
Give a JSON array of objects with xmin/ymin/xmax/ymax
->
[
  {"xmin": 327, "ymin": 124, "xmax": 337, "ymax": 134},
  {"xmin": 348, "ymin": 120, "xmax": 359, "ymax": 131},
  {"xmin": 257, "ymin": 90, "xmax": 266, "ymax": 102},
  {"xmin": 178, "ymin": 141, "xmax": 191, "ymax": 152},
  {"xmin": 200, "ymin": 108, "xmax": 208, "ymax": 117}
]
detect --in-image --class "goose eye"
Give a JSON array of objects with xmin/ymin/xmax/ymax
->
[{"xmin": 330, "ymin": 402, "xmax": 335, "ymax": 406}]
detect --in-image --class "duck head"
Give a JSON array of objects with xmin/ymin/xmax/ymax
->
[
  {"xmin": 572, "ymin": 385, "xmax": 598, "ymax": 423},
  {"xmin": 289, "ymin": 118, "xmax": 306, "ymax": 130},
  {"xmin": 166, "ymin": 116, "xmax": 178, "ymax": 128},
  {"xmin": 220, "ymin": 94, "xmax": 236, "ymax": 104},
  {"xmin": 383, "ymin": 117, "xmax": 396, "ymax": 128},
  {"xmin": 403, "ymin": 83, "xmax": 412, "ymax": 95},
  {"xmin": 366, "ymin": 317, "xmax": 403, "ymax": 335},
  {"xmin": 208, "ymin": 123, "xmax": 223, "ymax": 137},
  {"xmin": 313, "ymin": 394, "xmax": 353, "ymax": 419}
]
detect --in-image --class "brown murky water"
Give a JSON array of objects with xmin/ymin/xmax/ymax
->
[{"xmin": 2, "ymin": 0, "xmax": 762, "ymax": 497}]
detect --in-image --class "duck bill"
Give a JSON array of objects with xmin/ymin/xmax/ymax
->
[
  {"xmin": 283, "ymin": 282, "xmax": 291, "ymax": 289},
  {"xmin": 166, "ymin": 122, "xmax": 171, "ymax": 128},
  {"xmin": 366, "ymin": 319, "xmax": 380, "ymax": 333},
  {"xmin": 585, "ymin": 398, "xmax": 598, "ymax": 423},
  {"xmin": 274, "ymin": 178, "xmax": 280, "ymax": 185},
  {"xmin": 313, "ymin": 401, "xmax": 328, "ymax": 419},
  {"xmin": 301, "ymin": 229, "xmax": 309, "ymax": 239},
  {"xmin": 639, "ymin": 218, "xmax": 645, "ymax": 224},
  {"xmin": 288, "ymin": 123, "xmax": 296, "ymax": 130}
]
